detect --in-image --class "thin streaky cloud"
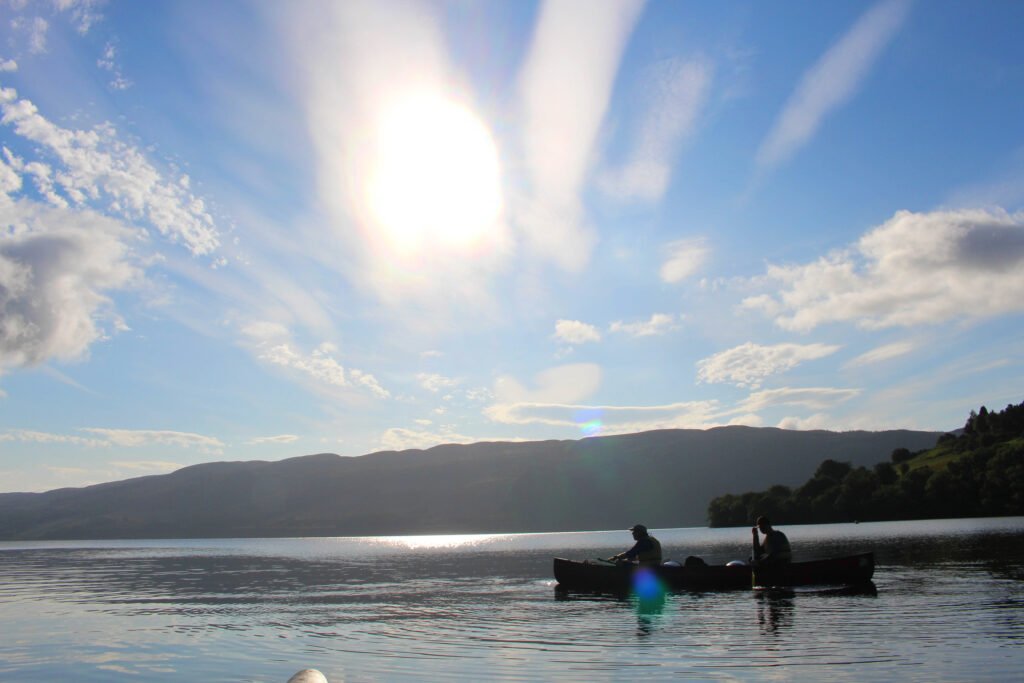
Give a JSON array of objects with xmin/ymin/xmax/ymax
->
[
  {"xmin": 738, "ymin": 387, "xmax": 861, "ymax": 413},
  {"xmin": 247, "ymin": 434, "xmax": 301, "ymax": 445},
  {"xmin": 81, "ymin": 428, "xmax": 225, "ymax": 453},
  {"xmin": 108, "ymin": 460, "xmax": 182, "ymax": 474},
  {"xmin": 517, "ymin": 0, "xmax": 646, "ymax": 271},
  {"xmin": 609, "ymin": 313, "xmax": 677, "ymax": 338},
  {"xmin": 38, "ymin": 366, "xmax": 96, "ymax": 394},
  {"xmin": 845, "ymin": 341, "xmax": 916, "ymax": 368},
  {"xmin": 757, "ymin": 0, "xmax": 911, "ymax": 168}
]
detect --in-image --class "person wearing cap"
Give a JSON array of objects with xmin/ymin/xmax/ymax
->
[
  {"xmin": 608, "ymin": 524, "xmax": 662, "ymax": 566},
  {"xmin": 751, "ymin": 515, "xmax": 791, "ymax": 566}
]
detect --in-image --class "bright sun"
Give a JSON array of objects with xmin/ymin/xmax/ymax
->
[{"xmin": 368, "ymin": 92, "xmax": 502, "ymax": 252}]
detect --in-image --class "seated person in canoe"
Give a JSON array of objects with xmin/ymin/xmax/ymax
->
[
  {"xmin": 751, "ymin": 516, "xmax": 791, "ymax": 566},
  {"xmin": 607, "ymin": 524, "xmax": 662, "ymax": 566}
]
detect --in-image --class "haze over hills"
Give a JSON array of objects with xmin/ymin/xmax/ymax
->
[{"xmin": 0, "ymin": 426, "xmax": 944, "ymax": 540}]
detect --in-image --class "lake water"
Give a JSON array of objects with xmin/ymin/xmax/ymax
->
[{"xmin": 1, "ymin": 517, "xmax": 1022, "ymax": 682}]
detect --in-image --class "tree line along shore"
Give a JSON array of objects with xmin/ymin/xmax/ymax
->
[{"xmin": 707, "ymin": 401, "xmax": 1024, "ymax": 527}]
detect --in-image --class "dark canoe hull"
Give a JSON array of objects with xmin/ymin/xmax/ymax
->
[{"xmin": 553, "ymin": 552, "xmax": 874, "ymax": 593}]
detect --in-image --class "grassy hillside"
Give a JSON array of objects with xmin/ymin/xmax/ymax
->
[
  {"xmin": 0, "ymin": 425, "xmax": 943, "ymax": 540},
  {"xmin": 708, "ymin": 401, "xmax": 1024, "ymax": 527}
]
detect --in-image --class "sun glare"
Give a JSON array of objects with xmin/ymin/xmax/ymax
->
[{"xmin": 368, "ymin": 93, "xmax": 502, "ymax": 252}]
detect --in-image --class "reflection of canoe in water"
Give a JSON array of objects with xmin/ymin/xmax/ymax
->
[{"xmin": 553, "ymin": 552, "xmax": 875, "ymax": 593}]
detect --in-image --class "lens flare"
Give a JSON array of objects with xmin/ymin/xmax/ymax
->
[
  {"xmin": 632, "ymin": 567, "xmax": 665, "ymax": 602},
  {"xmin": 575, "ymin": 408, "xmax": 604, "ymax": 437}
]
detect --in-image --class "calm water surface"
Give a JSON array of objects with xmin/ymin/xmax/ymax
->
[{"xmin": 1, "ymin": 518, "xmax": 1022, "ymax": 681}]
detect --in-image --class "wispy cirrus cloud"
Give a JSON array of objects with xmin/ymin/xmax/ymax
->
[
  {"xmin": 599, "ymin": 57, "xmax": 712, "ymax": 202},
  {"xmin": 517, "ymin": 0, "xmax": 646, "ymax": 271},
  {"xmin": 743, "ymin": 208, "xmax": 1024, "ymax": 331},
  {"xmin": 10, "ymin": 16, "xmax": 49, "ymax": 54},
  {"xmin": 697, "ymin": 342, "xmax": 841, "ymax": 388},
  {"xmin": 757, "ymin": 0, "xmax": 911, "ymax": 168}
]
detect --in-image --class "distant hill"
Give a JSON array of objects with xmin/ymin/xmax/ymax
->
[
  {"xmin": 0, "ymin": 426, "xmax": 943, "ymax": 540},
  {"xmin": 707, "ymin": 402, "xmax": 1024, "ymax": 526}
]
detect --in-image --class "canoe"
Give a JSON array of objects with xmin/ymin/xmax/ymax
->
[{"xmin": 553, "ymin": 552, "xmax": 874, "ymax": 593}]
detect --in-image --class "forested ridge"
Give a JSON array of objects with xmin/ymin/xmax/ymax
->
[{"xmin": 707, "ymin": 401, "xmax": 1024, "ymax": 527}]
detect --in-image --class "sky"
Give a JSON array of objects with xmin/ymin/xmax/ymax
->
[{"xmin": 1, "ymin": 0, "xmax": 1023, "ymax": 494}]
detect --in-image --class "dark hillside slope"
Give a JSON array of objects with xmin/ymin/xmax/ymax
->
[{"xmin": 0, "ymin": 426, "xmax": 942, "ymax": 539}]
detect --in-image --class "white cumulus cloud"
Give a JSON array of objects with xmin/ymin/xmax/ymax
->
[
  {"xmin": 258, "ymin": 341, "xmax": 390, "ymax": 399},
  {"xmin": 0, "ymin": 86, "xmax": 219, "ymax": 255},
  {"xmin": 777, "ymin": 413, "xmax": 834, "ymax": 430},
  {"xmin": 554, "ymin": 319, "xmax": 601, "ymax": 345},
  {"xmin": 0, "ymin": 199, "xmax": 139, "ymax": 370},
  {"xmin": 660, "ymin": 238, "xmax": 709, "ymax": 283},
  {"xmin": 743, "ymin": 208, "xmax": 1024, "ymax": 331}
]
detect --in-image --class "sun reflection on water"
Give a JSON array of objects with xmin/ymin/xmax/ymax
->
[{"xmin": 368, "ymin": 533, "xmax": 507, "ymax": 550}]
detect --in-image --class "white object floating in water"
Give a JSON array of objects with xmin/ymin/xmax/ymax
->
[
  {"xmin": 726, "ymin": 560, "xmax": 747, "ymax": 567},
  {"xmin": 287, "ymin": 669, "xmax": 328, "ymax": 683}
]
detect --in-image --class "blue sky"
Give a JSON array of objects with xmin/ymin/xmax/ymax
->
[{"xmin": 1, "ymin": 0, "xmax": 1023, "ymax": 493}]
